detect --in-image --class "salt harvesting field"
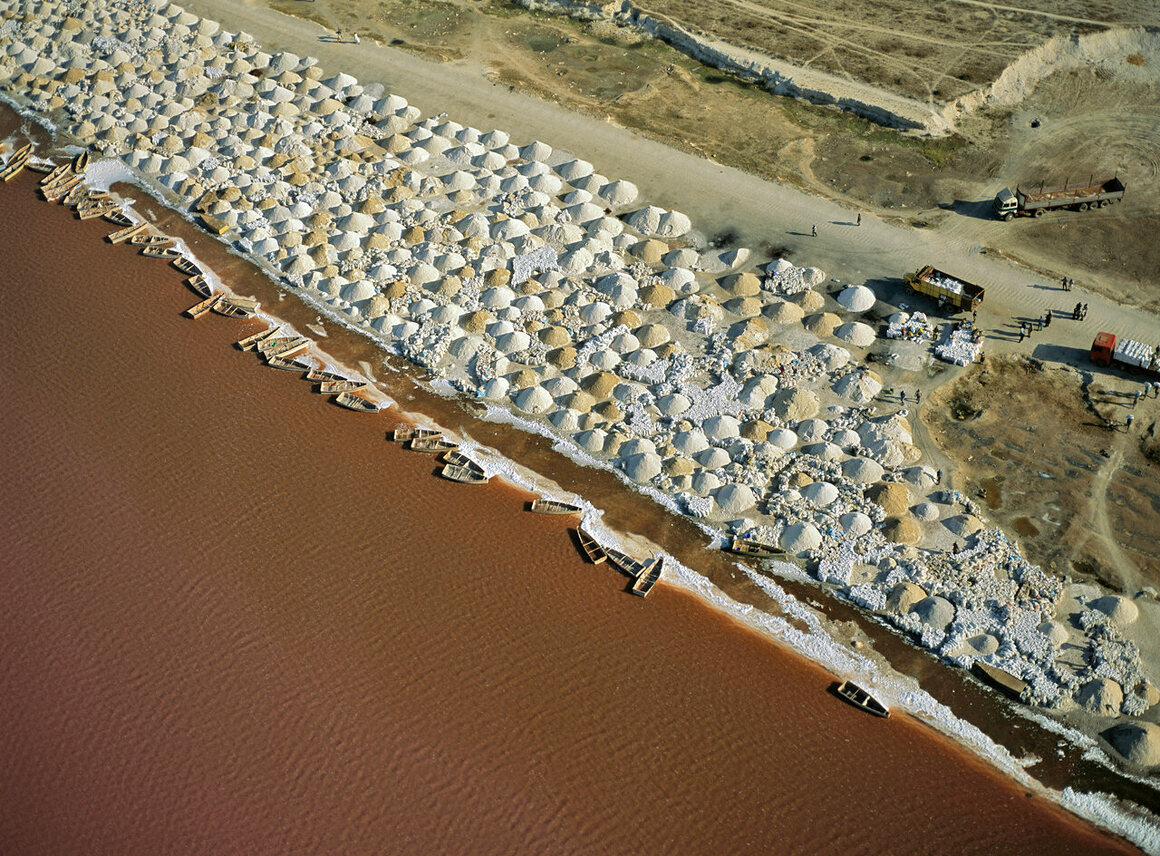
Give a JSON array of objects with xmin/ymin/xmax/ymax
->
[{"xmin": 2, "ymin": 0, "xmax": 1159, "ymax": 845}]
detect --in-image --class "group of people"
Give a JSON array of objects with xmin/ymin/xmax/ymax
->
[
  {"xmin": 1136, "ymin": 382, "xmax": 1160, "ymax": 404},
  {"xmin": 1072, "ymin": 302, "xmax": 1089, "ymax": 320},
  {"xmin": 1061, "ymin": 276, "xmax": 1075, "ymax": 291}
]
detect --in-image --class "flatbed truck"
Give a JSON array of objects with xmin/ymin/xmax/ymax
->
[
  {"xmin": 993, "ymin": 176, "xmax": 1125, "ymax": 221},
  {"xmin": 903, "ymin": 265, "xmax": 985, "ymax": 313},
  {"xmin": 1090, "ymin": 332, "xmax": 1160, "ymax": 377}
]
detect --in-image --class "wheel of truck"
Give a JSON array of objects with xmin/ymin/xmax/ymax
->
[
  {"xmin": 1078, "ymin": 202, "xmax": 1090, "ymax": 211},
  {"xmin": 1033, "ymin": 208, "xmax": 1046, "ymax": 217},
  {"xmin": 1002, "ymin": 212, "xmax": 1014, "ymax": 221},
  {"xmin": 1099, "ymin": 199, "xmax": 1110, "ymax": 208}
]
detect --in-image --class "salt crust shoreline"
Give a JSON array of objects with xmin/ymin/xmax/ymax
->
[{"xmin": 0, "ymin": 0, "xmax": 1155, "ymax": 839}]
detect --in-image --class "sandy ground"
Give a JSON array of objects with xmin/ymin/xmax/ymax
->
[{"xmin": 170, "ymin": 0, "xmax": 1160, "ymax": 759}]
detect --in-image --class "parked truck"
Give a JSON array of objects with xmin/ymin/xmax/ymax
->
[
  {"xmin": 903, "ymin": 265, "xmax": 985, "ymax": 312},
  {"xmin": 1090, "ymin": 332, "xmax": 1160, "ymax": 377},
  {"xmin": 993, "ymin": 176, "xmax": 1125, "ymax": 221}
]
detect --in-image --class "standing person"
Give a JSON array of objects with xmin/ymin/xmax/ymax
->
[
  {"xmin": 1134, "ymin": 389, "xmax": 1142, "ymax": 407},
  {"xmin": 916, "ymin": 389, "xmax": 922, "ymax": 403},
  {"xmin": 1045, "ymin": 309, "xmax": 1052, "ymax": 327},
  {"xmin": 353, "ymin": 32, "xmax": 360, "ymax": 44},
  {"xmin": 1083, "ymin": 303, "xmax": 1089, "ymax": 319},
  {"xmin": 1127, "ymin": 413, "xmax": 1134, "ymax": 430},
  {"xmin": 1061, "ymin": 275, "xmax": 1068, "ymax": 290},
  {"xmin": 1019, "ymin": 325, "xmax": 1025, "ymax": 342},
  {"xmin": 856, "ymin": 213, "xmax": 862, "ymax": 226},
  {"xmin": 1069, "ymin": 278, "xmax": 1075, "ymax": 291},
  {"xmin": 811, "ymin": 224, "xmax": 817, "ymax": 237},
  {"xmin": 1074, "ymin": 302, "xmax": 1082, "ymax": 320},
  {"xmin": 899, "ymin": 389, "xmax": 906, "ymax": 403}
]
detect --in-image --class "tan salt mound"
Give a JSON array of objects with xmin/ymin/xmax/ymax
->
[
  {"xmin": 1091, "ymin": 595, "xmax": 1139, "ymax": 626},
  {"xmin": 803, "ymin": 312, "xmax": 841, "ymax": 337},
  {"xmin": 639, "ymin": 284, "xmax": 675, "ymax": 308},
  {"xmin": 882, "ymin": 516, "xmax": 922, "ymax": 545},
  {"xmin": 771, "ymin": 387, "xmax": 819, "ymax": 421},
  {"xmin": 790, "ymin": 290, "xmax": 825, "ymax": 311},
  {"xmin": 886, "ymin": 582, "xmax": 927, "ymax": 614},
  {"xmin": 631, "ymin": 238, "xmax": 667, "ymax": 263},
  {"xmin": 1106, "ymin": 722, "xmax": 1160, "ymax": 767},
  {"xmin": 1078, "ymin": 678, "xmax": 1124, "ymax": 717},
  {"xmin": 763, "ymin": 300, "xmax": 805, "ymax": 323},
  {"xmin": 718, "ymin": 272, "xmax": 761, "ymax": 297},
  {"xmin": 834, "ymin": 321, "xmax": 876, "ymax": 347},
  {"xmin": 943, "ymin": 514, "xmax": 983, "ymax": 537},
  {"xmin": 867, "ymin": 482, "xmax": 911, "ymax": 516}
]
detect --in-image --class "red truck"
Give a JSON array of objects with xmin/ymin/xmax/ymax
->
[{"xmin": 1091, "ymin": 332, "xmax": 1160, "ymax": 376}]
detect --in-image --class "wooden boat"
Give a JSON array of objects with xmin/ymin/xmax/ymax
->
[
  {"xmin": 262, "ymin": 337, "xmax": 309, "ymax": 359},
  {"xmin": 728, "ymin": 535, "xmax": 784, "ymax": 558},
  {"xmin": 40, "ymin": 162, "xmax": 70, "ymax": 185},
  {"xmin": 834, "ymin": 680, "xmax": 890, "ymax": 718},
  {"xmin": 78, "ymin": 201, "xmax": 120, "ymax": 220},
  {"xmin": 186, "ymin": 274, "xmax": 212, "ymax": 297},
  {"xmin": 604, "ymin": 546, "xmax": 648, "ymax": 578},
  {"xmin": 212, "ymin": 296, "xmax": 260, "ymax": 318},
  {"xmin": 407, "ymin": 435, "xmax": 457, "ymax": 453},
  {"xmin": 1, "ymin": 144, "xmax": 31, "ymax": 181},
  {"xmin": 141, "ymin": 245, "xmax": 183, "ymax": 259},
  {"xmin": 971, "ymin": 662, "xmax": 1028, "ymax": 702},
  {"xmin": 129, "ymin": 232, "xmax": 172, "ymax": 246},
  {"xmin": 576, "ymin": 527, "xmax": 607, "ymax": 564},
  {"xmin": 440, "ymin": 462, "xmax": 489, "ymax": 484},
  {"xmin": 335, "ymin": 391, "xmax": 378, "ymax": 412},
  {"xmin": 236, "ymin": 326, "xmax": 279, "ymax": 351},
  {"xmin": 318, "ymin": 379, "xmax": 367, "ymax": 394},
  {"xmin": 184, "ymin": 293, "xmax": 222, "ymax": 318},
  {"xmin": 25, "ymin": 160, "xmax": 54, "ymax": 174},
  {"xmin": 630, "ymin": 556, "xmax": 663, "ymax": 597},
  {"xmin": 107, "ymin": 222, "xmax": 147, "ymax": 244},
  {"xmin": 529, "ymin": 498, "xmax": 581, "ymax": 515},
  {"xmin": 391, "ymin": 424, "xmax": 438, "ymax": 442},
  {"xmin": 265, "ymin": 355, "xmax": 309, "ymax": 372},
  {"xmin": 171, "ymin": 256, "xmax": 201, "ymax": 275},
  {"xmin": 42, "ymin": 175, "xmax": 81, "ymax": 201},
  {"xmin": 72, "ymin": 150, "xmax": 89, "ymax": 173},
  {"xmin": 103, "ymin": 210, "xmax": 133, "ymax": 227},
  {"xmin": 306, "ymin": 367, "xmax": 345, "ymax": 382},
  {"xmin": 61, "ymin": 181, "xmax": 89, "ymax": 206}
]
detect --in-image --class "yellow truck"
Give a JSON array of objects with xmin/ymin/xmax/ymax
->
[{"xmin": 903, "ymin": 265, "xmax": 984, "ymax": 313}]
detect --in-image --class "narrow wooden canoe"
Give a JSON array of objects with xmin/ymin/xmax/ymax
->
[
  {"xmin": 728, "ymin": 536, "xmax": 785, "ymax": 558},
  {"xmin": 630, "ymin": 556, "xmax": 663, "ymax": 597},
  {"xmin": 318, "ymin": 379, "xmax": 367, "ymax": 394},
  {"xmin": 971, "ymin": 662, "xmax": 1028, "ymax": 701},
  {"xmin": 40, "ymin": 162, "xmax": 71, "ymax": 185},
  {"xmin": 129, "ymin": 232, "xmax": 173, "ymax": 246},
  {"xmin": 529, "ymin": 498, "xmax": 581, "ymax": 515},
  {"xmin": 171, "ymin": 256, "xmax": 201, "ymax": 275},
  {"xmin": 186, "ymin": 274, "xmax": 213, "ymax": 297},
  {"xmin": 335, "ymin": 391, "xmax": 378, "ymax": 412},
  {"xmin": 103, "ymin": 210, "xmax": 134, "ymax": 227},
  {"xmin": 72, "ymin": 150, "xmax": 89, "ymax": 173},
  {"xmin": 213, "ymin": 296, "xmax": 260, "ymax": 318},
  {"xmin": 262, "ymin": 337, "xmax": 309, "ymax": 359},
  {"xmin": 107, "ymin": 222, "xmax": 147, "ymax": 243},
  {"xmin": 391, "ymin": 424, "xmax": 438, "ymax": 442},
  {"xmin": 407, "ymin": 435, "xmax": 457, "ymax": 453},
  {"xmin": 236, "ymin": 326, "xmax": 279, "ymax": 351},
  {"xmin": 306, "ymin": 367, "xmax": 345, "ymax": 382},
  {"xmin": 265, "ymin": 355, "xmax": 309, "ymax": 372},
  {"xmin": 78, "ymin": 201, "xmax": 120, "ymax": 220},
  {"xmin": 576, "ymin": 527, "xmax": 607, "ymax": 565},
  {"xmin": 25, "ymin": 160, "xmax": 55, "ymax": 174},
  {"xmin": 834, "ymin": 680, "xmax": 890, "ymax": 718},
  {"xmin": 440, "ymin": 463, "xmax": 489, "ymax": 484},
  {"xmin": 184, "ymin": 293, "xmax": 222, "ymax": 318},
  {"xmin": 141, "ymin": 245, "xmax": 183, "ymax": 259}
]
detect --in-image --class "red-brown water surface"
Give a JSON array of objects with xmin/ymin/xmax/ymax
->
[{"xmin": 0, "ymin": 163, "xmax": 1140, "ymax": 854}]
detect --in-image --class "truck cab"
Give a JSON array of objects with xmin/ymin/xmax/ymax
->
[
  {"xmin": 1091, "ymin": 332, "xmax": 1116, "ymax": 367},
  {"xmin": 993, "ymin": 187, "xmax": 1018, "ymax": 220}
]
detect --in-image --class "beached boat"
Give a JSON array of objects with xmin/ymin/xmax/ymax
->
[
  {"xmin": 129, "ymin": 232, "xmax": 173, "ymax": 246},
  {"xmin": 42, "ymin": 175, "xmax": 81, "ymax": 201},
  {"xmin": 834, "ymin": 680, "xmax": 890, "ymax": 718},
  {"xmin": 529, "ymin": 498, "xmax": 581, "ymax": 515},
  {"xmin": 186, "ymin": 274, "xmax": 212, "ymax": 297},
  {"xmin": 305, "ymin": 367, "xmax": 345, "ymax": 383},
  {"xmin": 265, "ymin": 355, "xmax": 308, "ymax": 372},
  {"xmin": 391, "ymin": 424, "xmax": 438, "ymax": 442},
  {"xmin": 335, "ymin": 391, "xmax": 378, "ymax": 412},
  {"xmin": 61, "ymin": 181, "xmax": 89, "ymax": 206},
  {"xmin": 728, "ymin": 535, "xmax": 784, "ymax": 558},
  {"xmin": 184, "ymin": 293, "xmax": 222, "ymax": 318},
  {"xmin": 604, "ymin": 546, "xmax": 649, "ymax": 578},
  {"xmin": 72, "ymin": 150, "xmax": 89, "ymax": 173},
  {"xmin": 212, "ymin": 296, "xmax": 260, "ymax": 318},
  {"xmin": 40, "ymin": 162, "xmax": 70, "ymax": 185},
  {"xmin": 171, "ymin": 256, "xmax": 201, "ymax": 275},
  {"xmin": 318, "ymin": 379, "xmax": 367, "ymax": 394},
  {"xmin": 407, "ymin": 435, "xmax": 457, "ymax": 453},
  {"xmin": 25, "ymin": 160, "xmax": 54, "ymax": 174},
  {"xmin": 236, "ymin": 326, "xmax": 279, "ymax": 351},
  {"xmin": 440, "ymin": 462, "xmax": 489, "ymax": 484},
  {"xmin": 262, "ymin": 337, "xmax": 310, "ymax": 359},
  {"xmin": 103, "ymin": 210, "xmax": 133, "ymax": 227},
  {"xmin": 141, "ymin": 245, "xmax": 183, "ymax": 259},
  {"xmin": 1, "ymin": 144, "xmax": 31, "ymax": 181},
  {"xmin": 630, "ymin": 556, "xmax": 663, "ymax": 597},
  {"xmin": 971, "ymin": 662, "xmax": 1028, "ymax": 701},
  {"xmin": 576, "ymin": 527, "xmax": 607, "ymax": 564},
  {"xmin": 78, "ymin": 201, "xmax": 120, "ymax": 220},
  {"xmin": 107, "ymin": 222, "xmax": 147, "ymax": 243}
]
